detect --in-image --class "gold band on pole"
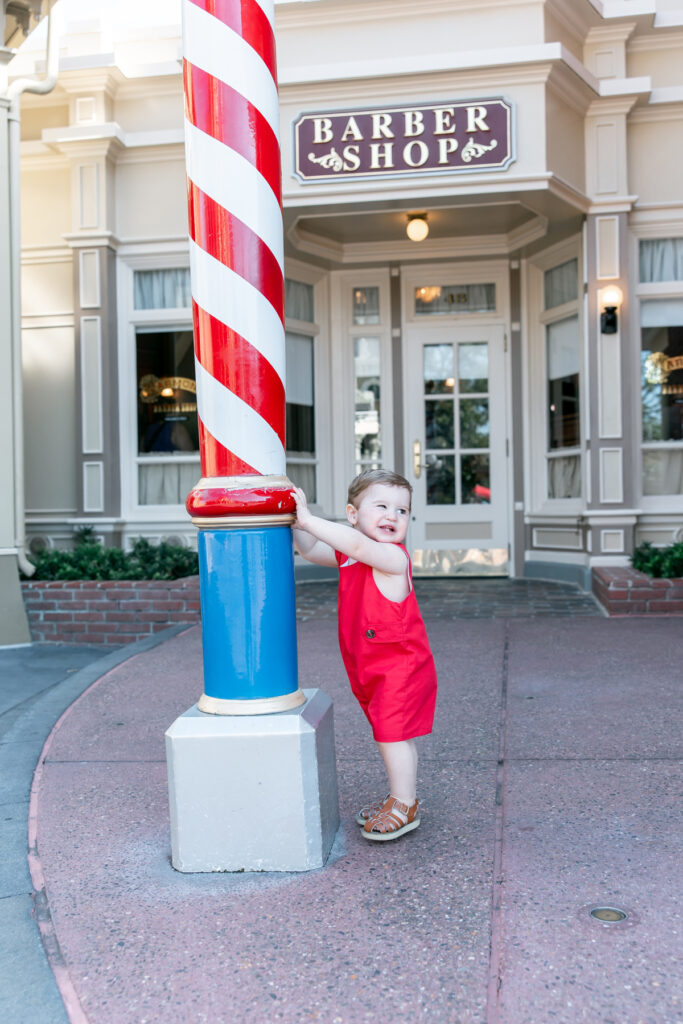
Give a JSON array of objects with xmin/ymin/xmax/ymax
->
[
  {"xmin": 197, "ymin": 689, "xmax": 307, "ymax": 716},
  {"xmin": 191, "ymin": 514, "xmax": 295, "ymax": 529}
]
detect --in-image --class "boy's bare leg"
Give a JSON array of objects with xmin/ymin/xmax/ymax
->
[{"xmin": 377, "ymin": 739, "xmax": 418, "ymax": 811}]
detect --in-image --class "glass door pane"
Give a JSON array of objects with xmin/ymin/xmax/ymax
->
[{"xmin": 424, "ymin": 341, "xmax": 491, "ymax": 506}]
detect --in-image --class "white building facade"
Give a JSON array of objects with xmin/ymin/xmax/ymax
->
[{"xmin": 12, "ymin": 0, "xmax": 683, "ymax": 587}]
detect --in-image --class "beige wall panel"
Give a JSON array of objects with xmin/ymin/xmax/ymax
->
[
  {"xmin": 116, "ymin": 160, "xmax": 187, "ymax": 238},
  {"xmin": 21, "ymin": 261, "xmax": 73, "ymax": 317},
  {"xmin": 600, "ymin": 529, "xmax": 624, "ymax": 552},
  {"xmin": 79, "ymin": 250, "xmax": 100, "ymax": 308},
  {"xmin": 598, "ymin": 333, "xmax": 622, "ymax": 438},
  {"xmin": 628, "ymin": 47, "xmax": 683, "ymax": 87},
  {"xmin": 546, "ymin": 90, "xmax": 585, "ymax": 192},
  {"xmin": 22, "ymin": 326, "xmax": 78, "ymax": 512},
  {"xmin": 20, "ymin": 167, "xmax": 71, "ymax": 248},
  {"xmin": 78, "ymin": 164, "xmax": 99, "ymax": 229},
  {"xmin": 596, "ymin": 122, "xmax": 618, "ymax": 194},
  {"xmin": 599, "ymin": 448, "xmax": 624, "ymax": 504},
  {"xmin": 596, "ymin": 216, "xmax": 619, "ymax": 279},
  {"xmin": 115, "ymin": 93, "xmax": 183, "ymax": 133},
  {"xmin": 83, "ymin": 462, "xmax": 104, "ymax": 513},
  {"xmin": 629, "ymin": 119, "xmax": 683, "ymax": 203},
  {"xmin": 532, "ymin": 528, "xmax": 583, "ymax": 549},
  {"xmin": 80, "ymin": 316, "xmax": 103, "ymax": 453}
]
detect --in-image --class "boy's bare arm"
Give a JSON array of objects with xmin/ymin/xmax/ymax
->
[
  {"xmin": 292, "ymin": 526, "xmax": 337, "ymax": 567},
  {"xmin": 292, "ymin": 488, "xmax": 407, "ymax": 576}
]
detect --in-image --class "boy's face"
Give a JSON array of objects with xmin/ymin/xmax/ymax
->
[{"xmin": 346, "ymin": 482, "xmax": 411, "ymax": 544}]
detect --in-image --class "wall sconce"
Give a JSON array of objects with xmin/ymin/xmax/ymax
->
[
  {"xmin": 600, "ymin": 284, "xmax": 623, "ymax": 334},
  {"xmin": 406, "ymin": 214, "xmax": 429, "ymax": 242}
]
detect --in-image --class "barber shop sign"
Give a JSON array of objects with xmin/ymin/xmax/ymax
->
[{"xmin": 293, "ymin": 98, "xmax": 513, "ymax": 181}]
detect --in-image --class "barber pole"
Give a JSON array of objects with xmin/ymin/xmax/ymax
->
[{"xmin": 181, "ymin": 0, "xmax": 303, "ymax": 714}]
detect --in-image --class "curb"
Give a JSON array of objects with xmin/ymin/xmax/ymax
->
[{"xmin": 1, "ymin": 625, "xmax": 190, "ymax": 1024}]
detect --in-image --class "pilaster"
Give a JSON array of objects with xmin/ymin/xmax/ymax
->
[{"xmin": 584, "ymin": 210, "xmax": 638, "ymax": 563}]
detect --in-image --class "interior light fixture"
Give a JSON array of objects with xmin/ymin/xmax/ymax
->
[
  {"xmin": 600, "ymin": 284, "xmax": 623, "ymax": 334},
  {"xmin": 406, "ymin": 214, "xmax": 429, "ymax": 242}
]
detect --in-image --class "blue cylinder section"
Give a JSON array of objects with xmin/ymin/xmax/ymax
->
[{"xmin": 198, "ymin": 526, "xmax": 298, "ymax": 701}]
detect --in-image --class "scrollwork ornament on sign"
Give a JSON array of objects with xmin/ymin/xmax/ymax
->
[
  {"xmin": 461, "ymin": 138, "xmax": 498, "ymax": 163},
  {"xmin": 307, "ymin": 148, "xmax": 344, "ymax": 171}
]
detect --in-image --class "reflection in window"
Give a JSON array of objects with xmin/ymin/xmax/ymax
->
[
  {"xmin": 415, "ymin": 283, "xmax": 495, "ymax": 315},
  {"xmin": 136, "ymin": 329, "xmax": 199, "ymax": 505},
  {"xmin": 426, "ymin": 454, "xmax": 455, "ymax": 505},
  {"xmin": 424, "ymin": 344, "xmax": 454, "ymax": 393},
  {"xmin": 285, "ymin": 332, "xmax": 316, "ymax": 500},
  {"xmin": 640, "ymin": 300, "xmax": 683, "ymax": 496},
  {"xmin": 547, "ymin": 316, "xmax": 580, "ymax": 451},
  {"xmin": 459, "ymin": 343, "xmax": 488, "ymax": 393},
  {"xmin": 353, "ymin": 287, "xmax": 380, "ymax": 325},
  {"xmin": 284, "ymin": 279, "xmax": 314, "ymax": 322},
  {"xmin": 544, "ymin": 259, "xmax": 578, "ymax": 309},
  {"xmin": 354, "ymin": 337, "xmax": 381, "ymax": 473}
]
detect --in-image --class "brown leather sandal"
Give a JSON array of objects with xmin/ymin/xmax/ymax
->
[
  {"xmin": 355, "ymin": 795, "xmax": 389, "ymax": 826},
  {"xmin": 362, "ymin": 796, "xmax": 420, "ymax": 841}
]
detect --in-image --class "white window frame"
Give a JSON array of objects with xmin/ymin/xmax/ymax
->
[
  {"xmin": 525, "ymin": 237, "xmax": 585, "ymax": 515},
  {"xmin": 117, "ymin": 248, "xmax": 197, "ymax": 521},
  {"xmin": 630, "ymin": 221, "xmax": 683, "ymax": 512},
  {"xmin": 284, "ymin": 257, "xmax": 328, "ymax": 509},
  {"xmin": 329, "ymin": 268, "xmax": 393, "ymax": 511}
]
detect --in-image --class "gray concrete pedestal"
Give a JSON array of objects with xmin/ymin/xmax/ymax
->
[{"xmin": 165, "ymin": 688, "xmax": 339, "ymax": 872}]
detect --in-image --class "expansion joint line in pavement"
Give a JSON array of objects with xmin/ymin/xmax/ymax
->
[{"xmin": 485, "ymin": 621, "xmax": 510, "ymax": 1024}]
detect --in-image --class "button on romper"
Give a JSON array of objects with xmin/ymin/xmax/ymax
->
[{"xmin": 335, "ymin": 544, "xmax": 437, "ymax": 742}]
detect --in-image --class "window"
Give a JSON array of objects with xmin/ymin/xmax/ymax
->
[
  {"xmin": 640, "ymin": 300, "xmax": 683, "ymax": 496},
  {"xmin": 354, "ymin": 336, "xmax": 381, "ymax": 471},
  {"xmin": 136, "ymin": 328, "xmax": 199, "ymax": 505},
  {"xmin": 353, "ymin": 286, "xmax": 380, "ymax": 325},
  {"xmin": 639, "ymin": 240, "xmax": 683, "ymax": 284},
  {"xmin": 134, "ymin": 269, "xmax": 191, "ymax": 310},
  {"xmin": 543, "ymin": 260, "xmax": 581, "ymax": 499},
  {"xmin": 415, "ymin": 282, "xmax": 495, "ymax": 316},
  {"xmin": 284, "ymin": 279, "xmax": 317, "ymax": 499}
]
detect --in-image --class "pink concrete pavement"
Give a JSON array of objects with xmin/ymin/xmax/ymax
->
[{"xmin": 30, "ymin": 615, "xmax": 682, "ymax": 1023}]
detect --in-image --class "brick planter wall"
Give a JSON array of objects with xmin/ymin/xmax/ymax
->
[
  {"xmin": 21, "ymin": 577, "xmax": 201, "ymax": 644},
  {"xmin": 592, "ymin": 567, "xmax": 683, "ymax": 616}
]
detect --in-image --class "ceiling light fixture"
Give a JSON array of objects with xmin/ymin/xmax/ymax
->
[{"xmin": 406, "ymin": 214, "xmax": 429, "ymax": 242}]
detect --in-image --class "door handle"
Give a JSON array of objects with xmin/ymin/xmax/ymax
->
[{"xmin": 413, "ymin": 439, "xmax": 422, "ymax": 478}]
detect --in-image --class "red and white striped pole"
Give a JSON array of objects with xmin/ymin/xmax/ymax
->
[
  {"xmin": 183, "ymin": 0, "xmax": 293, "ymax": 516},
  {"xmin": 181, "ymin": 0, "xmax": 303, "ymax": 713}
]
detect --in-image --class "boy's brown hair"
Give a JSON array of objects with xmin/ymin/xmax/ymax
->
[{"xmin": 347, "ymin": 468, "xmax": 413, "ymax": 509}]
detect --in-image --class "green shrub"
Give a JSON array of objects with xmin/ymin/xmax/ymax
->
[
  {"xmin": 631, "ymin": 541, "xmax": 683, "ymax": 579},
  {"xmin": 25, "ymin": 532, "xmax": 198, "ymax": 581}
]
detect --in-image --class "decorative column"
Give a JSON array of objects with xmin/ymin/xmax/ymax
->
[
  {"xmin": 183, "ymin": 0, "xmax": 303, "ymax": 713},
  {"xmin": 165, "ymin": 0, "xmax": 339, "ymax": 872}
]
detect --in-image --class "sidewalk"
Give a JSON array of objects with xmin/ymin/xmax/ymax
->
[{"xmin": 4, "ymin": 583, "xmax": 683, "ymax": 1023}]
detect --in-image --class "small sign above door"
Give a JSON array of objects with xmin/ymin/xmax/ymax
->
[{"xmin": 293, "ymin": 98, "xmax": 514, "ymax": 182}]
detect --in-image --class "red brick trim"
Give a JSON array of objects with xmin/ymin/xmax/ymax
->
[
  {"xmin": 592, "ymin": 567, "xmax": 683, "ymax": 616},
  {"xmin": 21, "ymin": 577, "xmax": 201, "ymax": 644}
]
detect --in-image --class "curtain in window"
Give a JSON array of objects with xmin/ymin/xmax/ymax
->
[
  {"xmin": 639, "ymin": 239, "xmax": 683, "ymax": 283},
  {"xmin": 544, "ymin": 259, "xmax": 578, "ymax": 309},
  {"xmin": 284, "ymin": 279, "xmax": 314, "ymax": 322},
  {"xmin": 548, "ymin": 455, "xmax": 581, "ymax": 499},
  {"xmin": 134, "ymin": 269, "xmax": 191, "ymax": 310},
  {"xmin": 642, "ymin": 450, "xmax": 683, "ymax": 496},
  {"xmin": 138, "ymin": 462, "xmax": 199, "ymax": 505}
]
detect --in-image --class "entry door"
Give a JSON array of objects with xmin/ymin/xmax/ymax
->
[{"xmin": 404, "ymin": 324, "xmax": 509, "ymax": 575}]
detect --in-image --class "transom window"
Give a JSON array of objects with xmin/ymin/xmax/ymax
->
[{"xmin": 415, "ymin": 282, "xmax": 495, "ymax": 316}]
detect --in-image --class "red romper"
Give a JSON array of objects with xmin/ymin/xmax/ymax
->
[{"xmin": 335, "ymin": 544, "xmax": 437, "ymax": 742}]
